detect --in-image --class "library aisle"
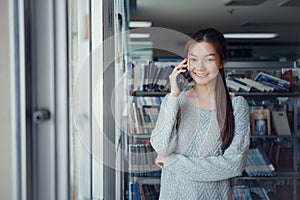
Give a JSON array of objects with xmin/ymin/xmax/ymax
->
[{"xmin": 1, "ymin": 0, "xmax": 300, "ymax": 200}]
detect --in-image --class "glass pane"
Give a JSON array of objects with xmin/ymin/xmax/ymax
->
[{"xmin": 68, "ymin": 0, "xmax": 92, "ymax": 199}]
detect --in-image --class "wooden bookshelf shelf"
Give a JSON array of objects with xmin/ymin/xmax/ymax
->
[
  {"xmin": 250, "ymin": 135, "xmax": 300, "ymax": 139},
  {"xmin": 131, "ymin": 91, "xmax": 300, "ymax": 97},
  {"xmin": 130, "ymin": 172, "xmax": 162, "ymax": 177},
  {"xmin": 236, "ymin": 172, "xmax": 300, "ymax": 180},
  {"xmin": 235, "ymin": 92, "xmax": 300, "ymax": 97},
  {"xmin": 129, "ymin": 133, "xmax": 152, "ymax": 138},
  {"xmin": 130, "ymin": 91, "xmax": 168, "ymax": 97}
]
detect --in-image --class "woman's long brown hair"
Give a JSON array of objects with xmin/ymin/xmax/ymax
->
[{"xmin": 185, "ymin": 28, "xmax": 234, "ymax": 151}]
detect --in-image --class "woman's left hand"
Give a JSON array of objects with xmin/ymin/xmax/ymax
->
[{"xmin": 155, "ymin": 154, "xmax": 166, "ymax": 168}]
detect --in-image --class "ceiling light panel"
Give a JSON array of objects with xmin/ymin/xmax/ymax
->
[
  {"xmin": 129, "ymin": 33, "xmax": 151, "ymax": 38},
  {"xmin": 129, "ymin": 21, "xmax": 152, "ymax": 28},
  {"xmin": 225, "ymin": 0, "xmax": 266, "ymax": 6},
  {"xmin": 224, "ymin": 33, "xmax": 278, "ymax": 39}
]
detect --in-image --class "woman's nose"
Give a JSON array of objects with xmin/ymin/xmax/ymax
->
[{"xmin": 193, "ymin": 62, "xmax": 206, "ymax": 70}]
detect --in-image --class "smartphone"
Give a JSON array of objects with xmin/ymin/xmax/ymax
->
[
  {"xmin": 183, "ymin": 67, "xmax": 189, "ymax": 78},
  {"xmin": 176, "ymin": 58, "xmax": 192, "ymax": 91},
  {"xmin": 182, "ymin": 58, "xmax": 190, "ymax": 79}
]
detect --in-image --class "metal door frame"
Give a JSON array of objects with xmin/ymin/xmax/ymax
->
[{"xmin": 24, "ymin": 0, "xmax": 69, "ymax": 199}]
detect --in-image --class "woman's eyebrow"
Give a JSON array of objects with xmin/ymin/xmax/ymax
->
[
  {"xmin": 205, "ymin": 53, "xmax": 216, "ymax": 57},
  {"xmin": 189, "ymin": 53, "xmax": 197, "ymax": 57},
  {"xmin": 189, "ymin": 53, "xmax": 216, "ymax": 57}
]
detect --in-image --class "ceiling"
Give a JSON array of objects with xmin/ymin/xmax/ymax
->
[{"xmin": 129, "ymin": 0, "xmax": 300, "ymax": 59}]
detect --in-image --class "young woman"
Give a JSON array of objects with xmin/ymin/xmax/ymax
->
[{"xmin": 150, "ymin": 28, "xmax": 250, "ymax": 200}]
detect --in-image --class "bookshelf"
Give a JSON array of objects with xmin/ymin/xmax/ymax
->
[
  {"xmin": 123, "ymin": 61, "xmax": 300, "ymax": 200},
  {"xmin": 126, "ymin": 94, "xmax": 163, "ymax": 200},
  {"xmin": 227, "ymin": 61, "xmax": 300, "ymax": 200}
]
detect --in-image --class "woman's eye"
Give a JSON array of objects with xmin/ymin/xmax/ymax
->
[{"xmin": 205, "ymin": 58, "xmax": 215, "ymax": 62}]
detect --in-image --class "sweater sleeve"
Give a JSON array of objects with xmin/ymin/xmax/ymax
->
[
  {"xmin": 150, "ymin": 94, "xmax": 180, "ymax": 156},
  {"xmin": 164, "ymin": 96, "xmax": 250, "ymax": 181}
]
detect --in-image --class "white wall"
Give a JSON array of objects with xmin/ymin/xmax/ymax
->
[{"xmin": 0, "ymin": 0, "xmax": 16, "ymax": 199}]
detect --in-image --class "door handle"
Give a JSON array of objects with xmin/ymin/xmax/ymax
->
[{"xmin": 33, "ymin": 108, "xmax": 51, "ymax": 123}]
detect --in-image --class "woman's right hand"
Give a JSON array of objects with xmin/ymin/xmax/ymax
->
[{"xmin": 169, "ymin": 58, "xmax": 188, "ymax": 97}]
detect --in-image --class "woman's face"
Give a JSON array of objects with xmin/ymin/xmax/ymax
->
[{"xmin": 187, "ymin": 41, "xmax": 223, "ymax": 86}]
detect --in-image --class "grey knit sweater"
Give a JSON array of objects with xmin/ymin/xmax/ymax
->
[{"xmin": 150, "ymin": 92, "xmax": 250, "ymax": 200}]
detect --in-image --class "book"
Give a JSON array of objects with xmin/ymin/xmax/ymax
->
[
  {"xmin": 226, "ymin": 77, "xmax": 254, "ymax": 92},
  {"xmin": 281, "ymin": 69, "xmax": 294, "ymax": 92},
  {"xmin": 226, "ymin": 78, "xmax": 252, "ymax": 92},
  {"xmin": 138, "ymin": 107, "xmax": 149, "ymax": 134},
  {"xmin": 282, "ymin": 68, "xmax": 300, "ymax": 91},
  {"xmin": 255, "ymin": 72, "xmax": 290, "ymax": 92},
  {"xmin": 249, "ymin": 186, "xmax": 270, "ymax": 200},
  {"xmin": 233, "ymin": 77, "xmax": 263, "ymax": 92},
  {"xmin": 135, "ymin": 63, "xmax": 144, "ymax": 91},
  {"xmin": 134, "ymin": 182, "xmax": 141, "ymax": 200},
  {"xmin": 131, "ymin": 102, "xmax": 143, "ymax": 134},
  {"xmin": 142, "ymin": 144, "xmax": 151, "ymax": 173},
  {"xmin": 147, "ymin": 62, "xmax": 158, "ymax": 91},
  {"xmin": 239, "ymin": 77, "xmax": 274, "ymax": 92},
  {"xmin": 155, "ymin": 65, "xmax": 174, "ymax": 91},
  {"xmin": 255, "ymin": 146, "xmax": 277, "ymax": 176},
  {"xmin": 142, "ymin": 63, "xmax": 149, "ymax": 91},
  {"xmin": 271, "ymin": 111, "xmax": 291, "ymax": 135},
  {"xmin": 250, "ymin": 109, "xmax": 271, "ymax": 136},
  {"xmin": 128, "ymin": 62, "xmax": 135, "ymax": 92},
  {"xmin": 152, "ymin": 67, "xmax": 163, "ymax": 91},
  {"xmin": 143, "ymin": 106, "xmax": 159, "ymax": 129}
]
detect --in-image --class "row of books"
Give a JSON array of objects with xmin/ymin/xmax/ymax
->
[
  {"xmin": 128, "ymin": 141, "xmax": 290, "ymax": 177},
  {"xmin": 257, "ymin": 138, "xmax": 294, "ymax": 172},
  {"xmin": 244, "ymin": 146, "xmax": 277, "ymax": 177},
  {"xmin": 232, "ymin": 185, "xmax": 270, "ymax": 200},
  {"xmin": 134, "ymin": 96, "xmax": 163, "ymax": 107},
  {"xmin": 256, "ymin": 72, "xmax": 290, "ymax": 92},
  {"xmin": 129, "ymin": 62, "xmax": 175, "ymax": 92},
  {"xmin": 129, "ymin": 183, "xmax": 160, "ymax": 200},
  {"xmin": 129, "ymin": 102, "xmax": 160, "ymax": 135},
  {"xmin": 129, "ymin": 184, "xmax": 293, "ymax": 200},
  {"xmin": 226, "ymin": 72, "xmax": 291, "ymax": 92},
  {"xmin": 128, "ymin": 103, "xmax": 294, "ymax": 138},
  {"xmin": 129, "ymin": 144, "xmax": 161, "ymax": 176},
  {"xmin": 129, "ymin": 61, "xmax": 292, "ymax": 93}
]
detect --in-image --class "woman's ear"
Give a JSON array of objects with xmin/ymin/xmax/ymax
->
[{"xmin": 220, "ymin": 60, "xmax": 227, "ymax": 69}]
